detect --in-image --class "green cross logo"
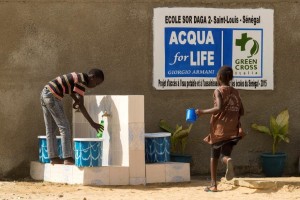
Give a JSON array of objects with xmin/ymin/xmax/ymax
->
[{"xmin": 235, "ymin": 33, "xmax": 259, "ymax": 58}]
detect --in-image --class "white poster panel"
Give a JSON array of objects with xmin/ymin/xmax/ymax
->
[{"xmin": 153, "ymin": 8, "xmax": 274, "ymax": 90}]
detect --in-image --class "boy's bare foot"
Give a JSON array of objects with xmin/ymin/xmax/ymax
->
[
  {"xmin": 64, "ymin": 157, "xmax": 75, "ymax": 165},
  {"xmin": 50, "ymin": 157, "xmax": 64, "ymax": 165},
  {"xmin": 225, "ymin": 158, "xmax": 234, "ymax": 181}
]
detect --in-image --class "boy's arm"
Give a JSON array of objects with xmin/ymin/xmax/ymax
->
[
  {"xmin": 70, "ymin": 93, "xmax": 104, "ymax": 132},
  {"xmin": 196, "ymin": 89, "xmax": 222, "ymax": 116},
  {"xmin": 70, "ymin": 93, "xmax": 81, "ymax": 109}
]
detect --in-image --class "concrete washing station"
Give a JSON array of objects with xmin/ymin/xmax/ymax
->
[{"xmin": 30, "ymin": 95, "xmax": 190, "ymax": 185}]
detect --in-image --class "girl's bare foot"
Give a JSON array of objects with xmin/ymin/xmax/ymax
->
[
  {"xmin": 204, "ymin": 185, "xmax": 218, "ymax": 192},
  {"xmin": 225, "ymin": 158, "xmax": 234, "ymax": 181}
]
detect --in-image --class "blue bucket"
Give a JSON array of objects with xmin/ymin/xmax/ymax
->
[
  {"xmin": 38, "ymin": 136, "xmax": 62, "ymax": 163},
  {"xmin": 145, "ymin": 132, "xmax": 171, "ymax": 163},
  {"xmin": 186, "ymin": 108, "xmax": 197, "ymax": 123},
  {"xmin": 74, "ymin": 138, "xmax": 103, "ymax": 167}
]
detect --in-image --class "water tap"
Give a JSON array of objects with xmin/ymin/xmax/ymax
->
[{"xmin": 102, "ymin": 111, "xmax": 111, "ymax": 117}]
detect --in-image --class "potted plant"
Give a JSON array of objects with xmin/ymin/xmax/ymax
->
[
  {"xmin": 251, "ymin": 109, "xmax": 289, "ymax": 177},
  {"xmin": 159, "ymin": 119, "xmax": 193, "ymax": 163}
]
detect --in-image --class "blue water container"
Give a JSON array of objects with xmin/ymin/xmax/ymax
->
[
  {"xmin": 145, "ymin": 132, "xmax": 171, "ymax": 163},
  {"xmin": 38, "ymin": 136, "xmax": 62, "ymax": 163},
  {"xmin": 186, "ymin": 108, "xmax": 197, "ymax": 123},
  {"xmin": 74, "ymin": 138, "xmax": 104, "ymax": 167}
]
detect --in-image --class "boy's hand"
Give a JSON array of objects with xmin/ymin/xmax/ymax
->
[{"xmin": 91, "ymin": 122, "xmax": 104, "ymax": 132}]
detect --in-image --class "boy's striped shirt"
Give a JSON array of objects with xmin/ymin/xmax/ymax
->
[{"xmin": 46, "ymin": 72, "xmax": 88, "ymax": 100}]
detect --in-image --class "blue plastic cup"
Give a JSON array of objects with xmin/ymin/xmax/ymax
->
[{"xmin": 186, "ymin": 108, "xmax": 197, "ymax": 123}]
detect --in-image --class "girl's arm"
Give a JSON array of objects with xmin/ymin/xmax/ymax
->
[
  {"xmin": 196, "ymin": 89, "xmax": 223, "ymax": 116},
  {"xmin": 239, "ymin": 101, "xmax": 244, "ymax": 116}
]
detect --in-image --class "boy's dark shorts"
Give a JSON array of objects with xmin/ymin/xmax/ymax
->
[{"xmin": 211, "ymin": 138, "xmax": 240, "ymax": 159}]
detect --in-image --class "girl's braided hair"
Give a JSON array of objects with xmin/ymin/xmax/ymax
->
[{"xmin": 217, "ymin": 66, "xmax": 233, "ymax": 84}]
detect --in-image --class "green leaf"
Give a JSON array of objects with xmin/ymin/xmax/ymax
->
[
  {"xmin": 171, "ymin": 136, "xmax": 179, "ymax": 153},
  {"xmin": 159, "ymin": 120, "xmax": 193, "ymax": 154},
  {"xmin": 270, "ymin": 115, "xmax": 279, "ymax": 136},
  {"xmin": 277, "ymin": 134, "xmax": 284, "ymax": 142},
  {"xmin": 285, "ymin": 138, "xmax": 290, "ymax": 143},
  {"xmin": 251, "ymin": 109, "xmax": 290, "ymax": 154},
  {"xmin": 276, "ymin": 110, "xmax": 289, "ymax": 128},
  {"xmin": 248, "ymin": 40, "xmax": 259, "ymax": 58},
  {"xmin": 251, "ymin": 123, "xmax": 270, "ymax": 135},
  {"xmin": 277, "ymin": 134, "xmax": 289, "ymax": 143},
  {"xmin": 173, "ymin": 126, "xmax": 183, "ymax": 135},
  {"xmin": 181, "ymin": 137, "xmax": 188, "ymax": 154},
  {"xmin": 171, "ymin": 126, "xmax": 182, "ymax": 138},
  {"xmin": 277, "ymin": 124, "xmax": 289, "ymax": 144},
  {"xmin": 175, "ymin": 130, "xmax": 189, "ymax": 139},
  {"xmin": 187, "ymin": 123, "xmax": 193, "ymax": 132},
  {"xmin": 279, "ymin": 124, "xmax": 289, "ymax": 136},
  {"xmin": 159, "ymin": 119, "xmax": 175, "ymax": 134}
]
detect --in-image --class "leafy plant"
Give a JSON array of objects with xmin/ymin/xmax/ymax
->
[
  {"xmin": 159, "ymin": 119, "xmax": 193, "ymax": 154},
  {"xmin": 251, "ymin": 109, "xmax": 289, "ymax": 154}
]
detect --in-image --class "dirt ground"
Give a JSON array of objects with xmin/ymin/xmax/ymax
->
[{"xmin": 0, "ymin": 177, "xmax": 300, "ymax": 200}]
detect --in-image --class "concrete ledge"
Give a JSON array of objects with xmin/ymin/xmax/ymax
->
[
  {"xmin": 146, "ymin": 162, "xmax": 190, "ymax": 184},
  {"xmin": 146, "ymin": 163, "xmax": 166, "ymax": 183},
  {"xmin": 31, "ymin": 161, "xmax": 190, "ymax": 185},
  {"xmin": 30, "ymin": 161, "xmax": 129, "ymax": 186},
  {"xmin": 30, "ymin": 161, "xmax": 44, "ymax": 181},
  {"xmin": 222, "ymin": 177, "xmax": 300, "ymax": 189}
]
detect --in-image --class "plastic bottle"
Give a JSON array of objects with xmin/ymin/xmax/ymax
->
[{"xmin": 97, "ymin": 120, "xmax": 104, "ymax": 138}]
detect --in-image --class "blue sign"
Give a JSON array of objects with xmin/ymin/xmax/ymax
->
[{"xmin": 164, "ymin": 27, "xmax": 264, "ymax": 78}]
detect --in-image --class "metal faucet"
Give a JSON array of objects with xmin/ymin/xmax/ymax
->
[{"xmin": 102, "ymin": 111, "xmax": 111, "ymax": 117}]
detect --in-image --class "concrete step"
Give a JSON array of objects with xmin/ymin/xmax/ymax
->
[
  {"xmin": 222, "ymin": 177, "xmax": 300, "ymax": 189},
  {"xmin": 30, "ymin": 161, "xmax": 190, "ymax": 186}
]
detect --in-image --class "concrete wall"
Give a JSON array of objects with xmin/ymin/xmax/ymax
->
[{"xmin": 0, "ymin": 0, "xmax": 299, "ymax": 178}]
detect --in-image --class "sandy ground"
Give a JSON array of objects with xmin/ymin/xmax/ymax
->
[{"xmin": 0, "ymin": 177, "xmax": 300, "ymax": 200}]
